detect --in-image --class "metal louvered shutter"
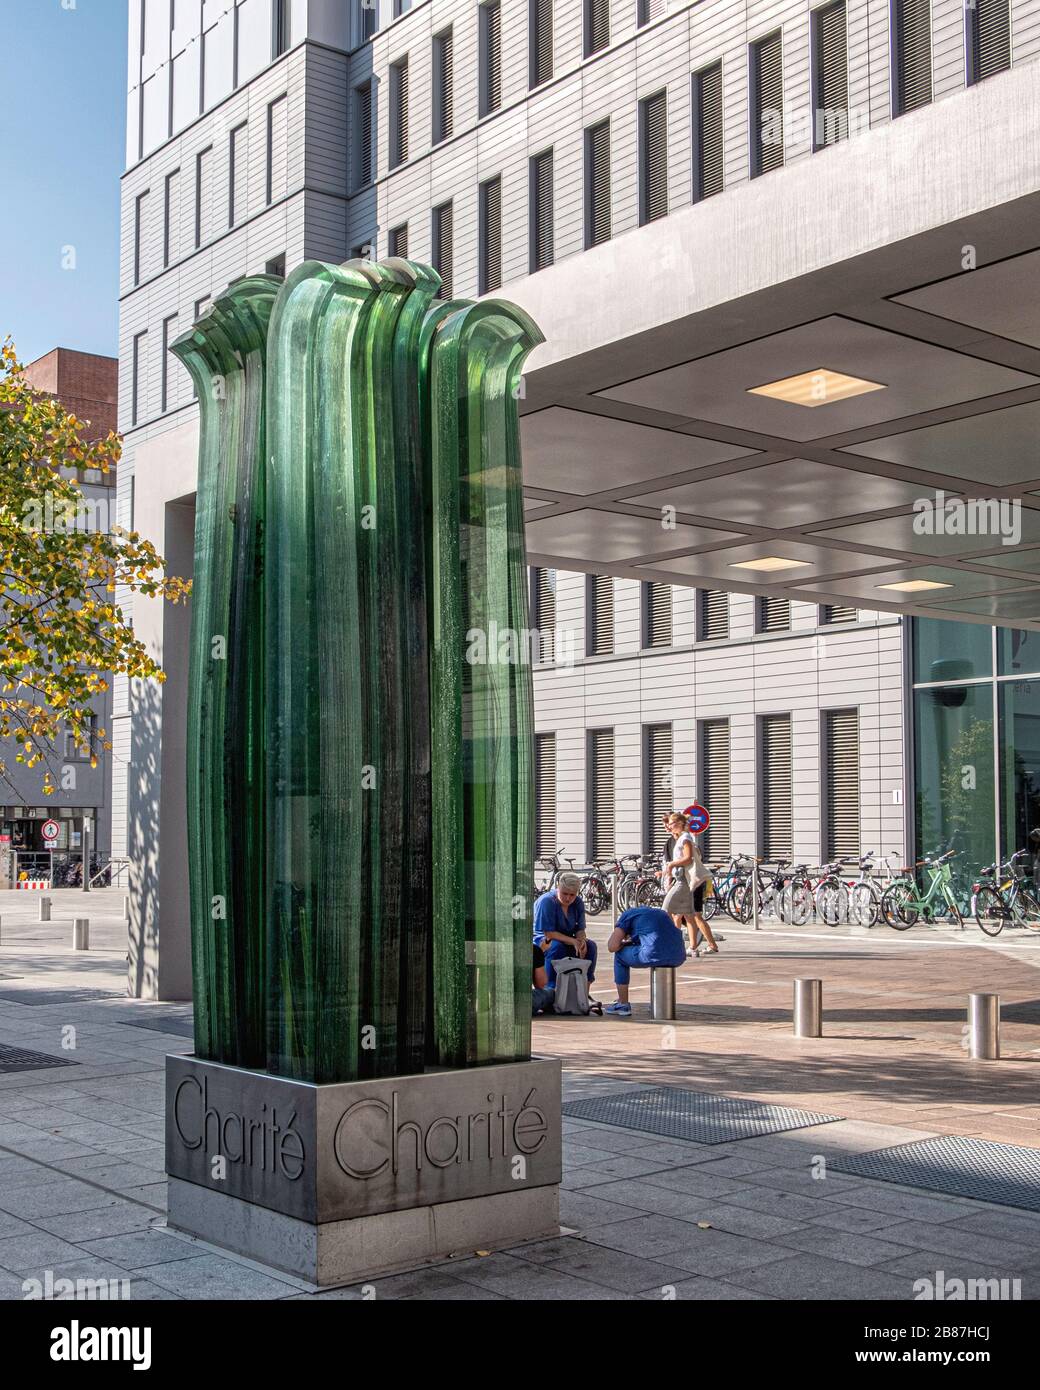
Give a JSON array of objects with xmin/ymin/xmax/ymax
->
[
  {"xmin": 586, "ymin": 120, "xmax": 611, "ymax": 247},
  {"xmin": 480, "ymin": 176, "xmax": 502, "ymax": 294},
  {"xmin": 433, "ymin": 202, "xmax": 453, "ymax": 299},
  {"xmin": 355, "ymin": 83, "xmax": 372, "ymax": 187},
  {"xmin": 589, "ymin": 575, "xmax": 614, "ymax": 655},
  {"xmin": 701, "ymin": 718, "xmax": 731, "ymax": 860},
  {"xmin": 589, "ymin": 730, "xmax": 615, "ymax": 858},
  {"xmin": 645, "ymin": 724, "xmax": 674, "ymax": 854},
  {"xmin": 700, "ymin": 589, "xmax": 729, "ymax": 640},
  {"xmin": 435, "ymin": 30, "xmax": 454, "ymax": 142},
  {"xmin": 752, "ymin": 31, "xmax": 784, "ymax": 174},
  {"xmin": 821, "ymin": 603, "xmax": 857, "ymax": 624},
  {"xmin": 814, "ymin": 1, "xmax": 848, "ymax": 147},
  {"xmin": 483, "ymin": 1, "xmax": 502, "ymax": 113},
  {"xmin": 639, "ymin": 0, "xmax": 666, "ymax": 24},
  {"xmin": 641, "ymin": 91, "xmax": 668, "ymax": 224},
  {"xmin": 971, "ymin": 0, "xmax": 1010, "ymax": 82},
  {"xmin": 759, "ymin": 595, "xmax": 791, "ymax": 632},
  {"xmin": 531, "ymin": 0, "xmax": 553, "ymax": 88},
  {"xmin": 531, "ymin": 150, "xmax": 554, "ymax": 272},
  {"xmin": 391, "ymin": 59, "xmax": 408, "ymax": 167},
  {"xmin": 760, "ymin": 714, "xmax": 793, "ymax": 861},
  {"xmin": 695, "ymin": 63, "xmax": 724, "ymax": 200},
  {"xmin": 645, "ymin": 582, "xmax": 672, "ymax": 648},
  {"xmin": 534, "ymin": 566, "xmax": 556, "ymax": 661},
  {"xmin": 824, "ymin": 708, "xmax": 859, "ymax": 859},
  {"xmin": 895, "ymin": 0, "xmax": 932, "ymax": 113},
  {"xmin": 587, "ymin": 0, "xmax": 609, "ymax": 54},
  {"xmin": 536, "ymin": 733, "xmax": 557, "ymax": 857},
  {"xmin": 389, "ymin": 224, "xmax": 408, "ymax": 258}
]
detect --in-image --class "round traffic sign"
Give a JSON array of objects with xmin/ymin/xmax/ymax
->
[
  {"xmin": 41, "ymin": 819, "xmax": 60, "ymax": 841},
  {"xmin": 683, "ymin": 802, "xmax": 710, "ymax": 834}
]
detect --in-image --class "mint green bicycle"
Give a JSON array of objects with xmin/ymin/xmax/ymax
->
[{"xmin": 880, "ymin": 849, "xmax": 964, "ymax": 931}]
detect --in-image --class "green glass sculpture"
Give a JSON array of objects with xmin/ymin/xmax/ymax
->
[{"xmin": 178, "ymin": 259, "xmax": 543, "ymax": 1083}]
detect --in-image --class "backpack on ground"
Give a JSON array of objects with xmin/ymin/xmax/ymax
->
[{"xmin": 552, "ymin": 956, "xmax": 601, "ymax": 1016}]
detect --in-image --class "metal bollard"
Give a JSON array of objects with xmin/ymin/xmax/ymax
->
[
  {"xmin": 650, "ymin": 966, "xmax": 676, "ymax": 1021},
  {"xmin": 38, "ymin": 896, "xmax": 52, "ymax": 922},
  {"xmin": 124, "ymin": 895, "xmax": 131, "ymax": 922},
  {"xmin": 968, "ymin": 993, "xmax": 1000, "ymax": 1060},
  {"xmin": 611, "ymin": 873, "xmax": 618, "ymax": 930},
  {"xmin": 794, "ymin": 978, "xmax": 823, "ymax": 1037},
  {"xmin": 73, "ymin": 919, "xmax": 90, "ymax": 951}
]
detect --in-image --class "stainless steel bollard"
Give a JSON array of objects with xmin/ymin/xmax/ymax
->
[
  {"xmin": 124, "ymin": 895, "xmax": 131, "ymax": 922},
  {"xmin": 794, "ymin": 978, "xmax": 822, "ymax": 1037},
  {"xmin": 968, "ymin": 993, "xmax": 1000, "ymax": 1060},
  {"xmin": 73, "ymin": 918, "xmax": 90, "ymax": 951},
  {"xmin": 39, "ymin": 896, "xmax": 52, "ymax": 923},
  {"xmin": 650, "ymin": 966, "xmax": 676, "ymax": 1021}
]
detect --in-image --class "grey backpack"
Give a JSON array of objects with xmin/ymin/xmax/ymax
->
[{"xmin": 552, "ymin": 957, "xmax": 598, "ymax": 1016}]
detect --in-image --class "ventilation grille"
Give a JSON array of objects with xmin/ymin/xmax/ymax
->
[
  {"xmin": 896, "ymin": 0, "xmax": 932, "ymax": 113},
  {"xmin": 589, "ymin": 574, "xmax": 614, "ymax": 655},
  {"xmin": 695, "ymin": 63, "xmax": 724, "ymax": 199},
  {"xmin": 389, "ymin": 223, "xmax": 408, "ymax": 258},
  {"xmin": 589, "ymin": 729, "xmax": 615, "ymax": 859},
  {"xmin": 586, "ymin": 121, "xmax": 611, "ymax": 247},
  {"xmin": 435, "ymin": 29, "xmax": 454, "ymax": 142},
  {"xmin": 532, "ymin": 0, "xmax": 553, "ymax": 87},
  {"xmin": 645, "ymin": 581, "xmax": 672, "ymax": 648},
  {"xmin": 536, "ymin": 732, "xmax": 557, "ymax": 858},
  {"xmin": 760, "ymin": 713, "xmax": 793, "ymax": 861},
  {"xmin": 814, "ymin": 1, "xmax": 848, "ymax": 146},
  {"xmin": 534, "ymin": 566, "xmax": 556, "ymax": 661},
  {"xmin": 587, "ymin": 0, "xmax": 609, "ymax": 54},
  {"xmin": 433, "ymin": 202, "xmax": 453, "ymax": 299},
  {"xmin": 700, "ymin": 589, "xmax": 729, "ymax": 640},
  {"xmin": 481, "ymin": 176, "xmax": 502, "ymax": 294},
  {"xmin": 355, "ymin": 83, "xmax": 373, "ymax": 187},
  {"xmin": 753, "ymin": 31, "xmax": 784, "ymax": 174},
  {"xmin": 641, "ymin": 91, "xmax": 668, "ymax": 223},
  {"xmin": 639, "ymin": 0, "xmax": 666, "ymax": 24},
  {"xmin": 825, "ymin": 708, "xmax": 859, "ymax": 860},
  {"xmin": 971, "ymin": 0, "xmax": 1011, "ymax": 82},
  {"xmin": 646, "ymin": 724, "xmax": 674, "ymax": 855},
  {"xmin": 821, "ymin": 603, "xmax": 857, "ymax": 624},
  {"xmin": 391, "ymin": 58, "xmax": 409, "ymax": 166},
  {"xmin": 759, "ymin": 595, "xmax": 791, "ymax": 632},
  {"xmin": 484, "ymin": 1, "xmax": 502, "ymax": 112},
  {"xmin": 701, "ymin": 718, "xmax": 731, "ymax": 860},
  {"xmin": 531, "ymin": 149, "xmax": 554, "ymax": 272}
]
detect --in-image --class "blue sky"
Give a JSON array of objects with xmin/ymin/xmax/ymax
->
[{"xmin": 0, "ymin": 0, "xmax": 127, "ymax": 365}]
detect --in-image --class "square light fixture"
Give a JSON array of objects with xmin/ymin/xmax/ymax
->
[
  {"xmin": 748, "ymin": 368, "xmax": 886, "ymax": 407},
  {"xmin": 729, "ymin": 556, "xmax": 813, "ymax": 572},
  {"xmin": 876, "ymin": 579, "xmax": 953, "ymax": 593}
]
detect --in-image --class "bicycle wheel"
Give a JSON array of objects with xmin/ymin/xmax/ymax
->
[
  {"xmin": 849, "ymin": 883, "xmax": 879, "ymax": 927},
  {"xmin": 779, "ymin": 882, "xmax": 812, "ymax": 925},
  {"xmin": 881, "ymin": 882, "xmax": 918, "ymax": 930},
  {"xmin": 728, "ymin": 881, "xmax": 754, "ymax": 923},
  {"xmin": 636, "ymin": 878, "xmax": 663, "ymax": 908},
  {"xmin": 816, "ymin": 879, "xmax": 848, "ymax": 926},
  {"xmin": 618, "ymin": 877, "xmax": 636, "ymax": 910},
  {"xmin": 581, "ymin": 877, "xmax": 607, "ymax": 916},
  {"xmin": 1014, "ymin": 888, "xmax": 1040, "ymax": 928},
  {"xmin": 974, "ymin": 884, "xmax": 1007, "ymax": 937},
  {"xmin": 702, "ymin": 887, "xmax": 719, "ymax": 921}
]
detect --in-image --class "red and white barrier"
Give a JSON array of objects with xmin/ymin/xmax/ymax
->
[{"xmin": 15, "ymin": 880, "xmax": 50, "ymax": 890}]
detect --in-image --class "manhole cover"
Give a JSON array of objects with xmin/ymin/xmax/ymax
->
[
  {"xmin": 563, "ymin": 1087, "xmax": 842, "ymax": 1144},
  {"xmin": 118, "ymin": 1015, "xmax": 194, "ymax": 1038},
  {"xmin": 0, "ymin": 989, "xmax": 122, "ymax": 1006},
  {"xmin": 832, "ymin": 1136, "xmax": 1040, "ymax": 1212},
  {"xmin": 0, "ymin": 1044, "xmax": 79, "ymax": 1074}
]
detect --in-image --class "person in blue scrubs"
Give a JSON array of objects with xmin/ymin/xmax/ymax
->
[
  {"xmin": 604, "ymin": 905, "xmax": 686, "ymax": 1017},
  {"xmin": 533, "ymin": 873, "xmax": 598, "ymax": 986}
]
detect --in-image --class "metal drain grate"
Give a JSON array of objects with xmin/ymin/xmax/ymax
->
[
  {"xmin": 832, "ymin": 1136, "xmax": 1040, "ymax": 1213},
  {"xmin": 0, "ymin": 989, "xmax": 122, "ymax": 1006},
  {"xmin": 118, "ymin": 1015, "xmax": 194, "ymax": 1038},
  {"xmin": 0, "ymin": 1044, "xmax": 79, "ymax": 1074},
  {"xmin": 563, "ymin": 1087, "xmax": 842, "ymax": 1144}
]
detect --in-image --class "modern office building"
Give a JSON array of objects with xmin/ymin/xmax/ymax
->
[{"xmin": 119, "ymin": 0, "xmax": 1040, "ymax": 995}]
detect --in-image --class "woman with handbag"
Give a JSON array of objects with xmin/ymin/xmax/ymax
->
[{"xmin": 662, "ymin": 811, "xmax": 719, "ymax": 955}]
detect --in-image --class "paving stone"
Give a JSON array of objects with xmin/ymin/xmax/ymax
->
[
  {"xmin": 561, "ymin": 1142, "xmax": 633, "ymax": 1167},
  {"xmin": 821, "ymin": 1185, "xmax": 984, "ymax": 1224},
  {"xmin": 722, "ymin": 1252, "xmax": 916, "ymax": 1301},
  {"xmin": 0, "ymin": 1232, "xmax": 89, "ymax": 1274},
  {"xmin": 31, "ymin": 1202, "xmax": 158, "ymax": 1242},
  {"xmin": 586, "ymin": 1178, "xmax": 742, "ymax": 1221},
  {"xmin": 807, "ymin": 1205, "xmax": 911, "ymax": 1235},
  {"xmin": 558, "ymin": 1189, "xmax": 644, "ymax": 1230},
  {"xmin": 447, "ymin": 1251, "xmax": 631, "ymax": 1300},
  {"xmin": 771, "ymin": 1225, "xmax": 917, "ymax": 1266},
  {"xmin": 641, "ymin": 1166, "xmax": 770, "ymax": 1199},
  {"xmin": 506, "ymin": 1235, "xmax": 688, "ymax": 1293},
  {"xmin": 878, "ymin": 1252, "xmax": 1036, "ymax": 1297},
  {"xmin": 712, "ymin": 1183, "xmax": 837, "ymax": 1223},
  {"xmin": 638, "ymin": 1276, "xmax": 772, "ymax": 1300},
  {"xmin": 947, "ymin": 1208, "xmax": 1040, "ymax": 1244},
  {"xmin": 128, "ymin": 1254, "xmax": 300, "ymax": 1300},
  {"xmin": 402, "ymin": 1283, "xmax": 508, "ymax": 1300},
  {"xmin": 640, "ymin": 1228, "xmax": 796, "ymax": 1278},
  {"xmin": 573, "ymin": 1214, "xmax": 710, "ymax": 1259},
  {"xmin": 868, "ymin": 1219, "xmax": 1038, "ymax": 1270},
  {"xmin": 0, "ymin": 1181, "xmax": 128, "ymax": 1220},
  {"xmin": 79, "ymin": 1230, "xmax": 201, "ymax": 1268}
]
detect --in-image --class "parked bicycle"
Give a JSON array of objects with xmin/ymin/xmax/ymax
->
[
  {"xmin": 881, "ymin": 849, "xmax": 963, "ymax": 930},
  {"xmin": 972, "ymin": 850, "xmax": 1040, "ymax": 936}
]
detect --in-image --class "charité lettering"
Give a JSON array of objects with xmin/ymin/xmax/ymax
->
[
  {"xmin": 173, "ymin": 1075, "xmax": 305, "ymax": 1180},
  {"xmin": 334, "ymin": 1087, "xmax": 548, "ymax": 1180}
]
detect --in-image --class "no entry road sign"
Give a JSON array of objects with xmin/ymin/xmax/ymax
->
[{"xmin": 683, "ymin": 803, "xmax": 710, "ymax": 834}]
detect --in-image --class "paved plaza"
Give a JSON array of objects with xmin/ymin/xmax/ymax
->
[{"xmin": 0, "ymin": 888, "xmax": 1038, "ymax": 1300}]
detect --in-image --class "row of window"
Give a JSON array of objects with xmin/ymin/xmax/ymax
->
[
  {"xmin": 530, "ymin": 569, "xmax": 858, "ymax": 658},
  {"xmin": 132, "ymin": 92, "xmax": 289, "ymax": 288},
  {"xmin": 534, "ymin": 708, "xmax": 861, "ymax": 864}
]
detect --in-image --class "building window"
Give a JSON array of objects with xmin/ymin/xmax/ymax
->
[
  {"xmin": 638, "ymin": 0, "xmax": 665, "ymax": 25},
  {"xmin": 757, "ymin": 595, "xmax": 791, "ymax": 633},
  {"xmin": 163, "ymin": 170, "xmax": 180, "ymax": 269},
  {"xmin": 698, "ymin": 589, "xmax": 729, "ymax": 641},
  {"xmin": 823, "ymin": 708, "xmax": 860, "ymax": 860},
  {"xmin": 821, "ymin": 603, "xmax": 857, "ymax": 624},
  {"xmin": 161, "ymin": 314, "xmax": 178, "ymax": 414},
  {"xmin": 432, "ymin": 201, "xmax": 453, "ymax": 298},
  {"xmin": 480, "ymin": 1, "xmax": 502, "ymax": 116},
  {"xmin": 530, "ymin": 0, "xmax": 553, "ymax": 89},
  {"xmin": 195, "ymin": 147, "xmax": 213, "ymax": 250},
  {"xmin": 812, "ymin": 1, "xmax": 848, "ymax": 148},
  {"xmin": 530, "ymin": 149, "xmax": 554, "ymax": 273},
  {"xmin": 588, "ymin": 729, "xmax": 615, "ymax": 858},
  {"xmin": 229, "ymin": 122, "xmax": 248, "ymax": 226},
  {"xmin": 433, "ymin": 29, "xmax": 454, "ymax": 144},
  {"xmin": 700, "ymin": 718, "xmax": 731, "ymax": 859},
  {"xmin": 394, "ymin": 0, "xmax": 413, "ymax": 14},
  {"xmin": 750, "ymin": 31, "xmax": 784, "ymax": 175},
  {"xmin": 536, "ymin": 733, "xmax": 557, "ymax": 857},
  {"xmin": 265, "ymin": 253, "xmax": 286, "ymax": 277},
  {"xmin": 584, "ymin": 119, "xmax": 611, "ymax": 248},
  {"xmin": 587, "ymin": 574, "xmax": 614, "ymax": 656},
  {"xmin": 273, "ymin": 0, "xmax": 291, "ymax": 56},
  {"xmin": 354, "ymin": 83, "xmax": 373, "ymax": 189},
  {"xmin": 191, "ymin": 298, "xmax": 209, "ymax": 399},
  {"xmin": 644, "ymin": 723, "xmax": 674, "ymax": 854},
  {"xmin": 639, "ymin": 91, "xmax": 668, "ymax": 224},
  {"xmin": 479, "ymin": 175, "xmax": 503, "ymax": 295},
  {"xmin": 643, "ymin": 582, "xmax": 672, "ymax": 648},
  {"xmin": 267, "ymin": 94, "xmax": 289, "ymax": 203},
  {"xmin": 759, "ymin": 713, "xmax": 793, "ymax": 861},
  {"xmin": 693, "ymin": 63, "xmax": 724, "ymax": 201},
  {"xmin": 131, "ymin": 331, "xmax": 147, "ymax": 427},
  {"xmin": 133, "ymin": 190, "xmax": 149, "ymax": 286},
  {"xmin": 894, "ymin": 0, "xmax": 932, "ymax": 114},
  {"xmin": 388, "ymin": 224, "xmax": 408, "ymax": 259},
  {"xmin": 390, "ymin": 57, "xmax": 409, "ymax": 168},
  {"xmin": 64, "ymin": 714, "xmax": 98, "ymax": 763},
  {"xmin": 585, "ymin": 0, "xmax": 609, "ymax": 56},
  {"xmin": 532, "ymin": 566, "xmax": 556, "ymax": 661},
  {"xmin": 968, "ymin": 0, "xmax": 1010, "ymax": 84},
  {"xmin": 358, "ymin": 0, "xmax": 377, "ymax": 42}
]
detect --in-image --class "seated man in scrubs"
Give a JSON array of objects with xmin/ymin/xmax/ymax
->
[
  {"xmin": 533, "ymin": 873, "xmax": 597, "ymax": 986},
  {"xmin": 604, "ymin": 905, "xmax": 686, "ymax": 1017}
]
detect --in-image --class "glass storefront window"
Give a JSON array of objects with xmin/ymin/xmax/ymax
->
[
  {"xmin": 997, "ymin": 627, "xmax": 1040, "ymax": 678},
  {"xmin": 912, "ymin": 616, "xmax": 992, "ymax": 685},
  {"xmin": 999, "ymin": 679, "xmax": 1040, "ymax": 858},
  {"xmin": 914, "ymin": 683, "xmax": 996, "ymax": 880}
]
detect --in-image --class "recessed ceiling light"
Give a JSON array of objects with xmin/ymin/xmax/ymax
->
[
  {"xmin": 876, "ymin": 579, "xmax": 953, "ymax": 593},
  {"xmin": 729, "ymin": 556, "xmax": 813, "ymax": 572},
  {"xmin": 748, "ymin": 369, "xmax": 886, "ymax": 407}
]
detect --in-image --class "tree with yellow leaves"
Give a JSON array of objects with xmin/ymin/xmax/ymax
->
[{"xmin": 0, "ymin": 339, "xmax": 190, "ymax": 794}]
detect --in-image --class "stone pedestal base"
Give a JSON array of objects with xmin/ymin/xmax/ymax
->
[{"xmin": 165, "ymin": 1054, "xmax": 561, "ymax": 1286}]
